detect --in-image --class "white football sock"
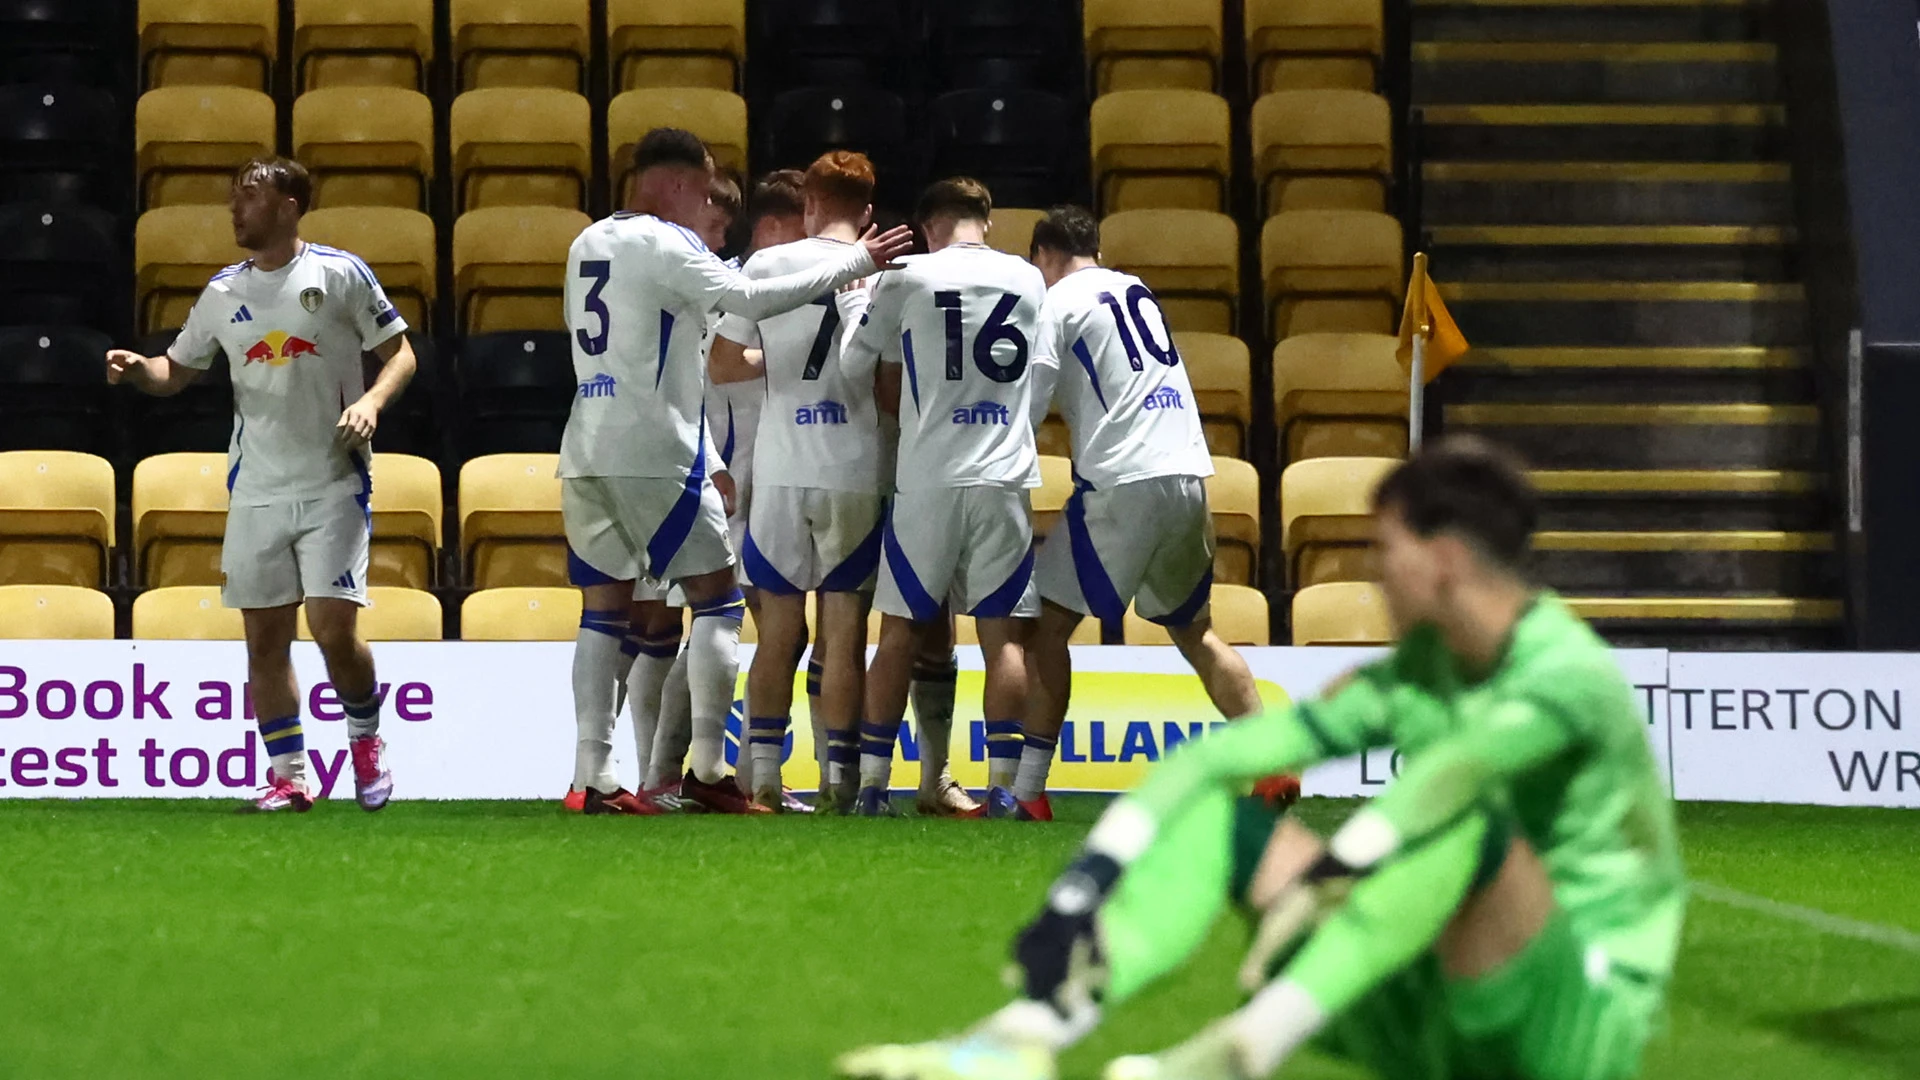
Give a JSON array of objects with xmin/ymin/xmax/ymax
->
[
  {"xmin": 626, "ymin": 645, "xmax": 677, "ymax": 788},
  {"xmin": 734, "ymin": 685, "xmax": 755, "ymax": 793},
  {"xmin": 571, "ymin": 617, "xmax": 627, "ymax": 793},
  {"xmin": 911, "ymin": 654, "xmax": 958, "ymax": 794},
  {"xmin": 686, "ymin": 593, "xmax": 744, "ymax": 784},
  {"xmin": 1231, "ymin": 979, "xmax": 1327, "ymax": 1077},
  {"xmin": 1012, "ymin": 734, "xmax": 1057, "ymax": 802},
  {"xmin": 859, "ymin": 721, "xmax": 897, "ymax": 790},
  {"xmin": 648, "ymin": 648, "xmax": 692, "ymax": 789}
]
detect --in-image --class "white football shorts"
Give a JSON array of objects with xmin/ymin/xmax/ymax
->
[
  {"xmin": 743, "ymin": 485, "xmax": 884, "ymax": 594},
  {"xmin": 876, "ymin": 486, "xmax": 1039, "ymax": 621},
  {"xmin": 563, "ymin": 474, "xmax": 735, "ymax": 589},
  {"xmin": 220, "ymin": 493, "xmax": 370, "ymax": 610},
  {"xmin": 1032, "ymin": 474, "xmax": 1215, "ymax": 625}
]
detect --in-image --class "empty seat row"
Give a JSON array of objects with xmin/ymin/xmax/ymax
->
[
  {"xmin": 0, "ymin": 580, "xmax": 1274, "ymax": 644},
  {"xmin": 1086, "ymin": 0, "xmax": 1383, "ymax": 94}
]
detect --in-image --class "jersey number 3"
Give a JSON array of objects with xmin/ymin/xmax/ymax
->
[
  {"xmin": 576, "ymin": 260, "xmax": 612, "ymax": 356},
  {"xmin": 934, "ymin": 290, "xmax": 1028, "ymax": 384}
]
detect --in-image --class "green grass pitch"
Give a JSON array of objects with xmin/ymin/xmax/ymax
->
[{"xmin": 2, "ymin": 797, "xmax": 1915, "ymax": 1079}]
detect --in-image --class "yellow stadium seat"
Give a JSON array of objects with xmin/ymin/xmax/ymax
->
[
  {"xmin": 609, "ymin": 0, "xmax": 745, "ymax": 92},
  {"xmin": 136, "ymin": 206, "xmax": 248, "ymax": 332},
  {"xmin": 459, "ymin": 454, "xmax": 565, "ymax": 588},
  {"xmin": 1272, "ymin": 332, "xmax": 1408, "ymax": 463},
  {"xmin": 1252, "ymin": 90, "xmax": 1392, "ymax": 215},
  {"xmin": 452, "ymin": 0, "xmax": 590, "ymax": 91},
  {"xmin": 0, "ymin": 452, "xmax": 115, "ymax": 589},
  {"xmin": 453, "ymin": 207, "xmax": 591, "ymax": 334},
  {"xmin": 1206, "ymin": 456, "xmax": 1260, "ymax": 586},
  {"xmin": 132, "ymin": 585, "xmax": 243, "ymax": 639},
  {"xmin": 608, "ymin": 89, "xmax": 747, "ymax": 204},
  {"xmin": 1084, "ymin": 0, "xmax": 1223, "ymax": 92},
  {"xmin": 988, "ymin": 208, "xmax": 1047, "ymax": 259},
  {"xmin": 1246, "ymin": 0, "xmax": 1383, "ymax": 93},
  {"xmin": 1291, "ymin": 580, "xmax": 1392, "ymax": 645},
  {"xmin": 300, "ymin": 208, "xmax": 437, "ymax": 332},
  {"xmin": 955, "ymin": 613, "xmax": 1099, "ymax": 646},
  {"xmin": 1034, "ymin": 455, "xmax": 1074, "ymax": 539},
  {"xmin": 1091, "ymin": 90, "xmax": 1231, "ymax": 213},
  {"xmin": 0, "ymin": 584, "xmax": 115, "ymax": 639},
  {"xmin": 1035, "ymin": 412, "xmax": 1072, "ymax": 458},
  {"xmin": 1124, "ymin": 584, "xmax": 1269, "ymax": 645},
  {"xmin": 298, "ymin": 586, "xmax": 443, "ymax": 641},
  {"xmin": 132, "ymin": 452, "xmax": 229, "ymax": 587},
  {"xmin": 140, "ymin": 0, "xmax": 277, "ymax": 89},
  {"xmin": 1101, "ymin": 210, "xmax": 1239, "ymax": 334},
  {"xmin": 367, "ymin": 454, "xmax": 442, "ymax": 589},
  {"xmin": 1281, "ymin": 456, "xmax": 1398, "ymax": 587},
  {"xmin": 135, "ymin": 86, "xmax": 275, "ymax": 208},
  {"xmin": 452, "ymin": 89, "xmax": 591, "ymax": 212},
  {"xmin": 293, "ymin": 87, "xmax": 434, "ymax": 210},
  {"xmin": 1174, "ymin": 332, "xmax": 1251, "ymax": 457},
  {"xmin": 1262, "ymin": 210, "xmax": 1403, "ymax": 339},
  {"xmin": 461, "ymin": 586, "xmax": 581, "ymax": 640},
  {"xmin": 294, "ymin": 0, "xmax": 434, "ymax": 91}
]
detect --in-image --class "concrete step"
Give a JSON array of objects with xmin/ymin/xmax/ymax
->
[
  {"xmin": 1531, "ymin": 469, "xmax": 1829, "ymax": 530},
  {"xmin": 1421, "ymin": 162, "xmax": 1793, "ymax": 226},
  {"xmin": 1415, "ymin": 0, "xmax": 1769, "ymax": 45},
  {"xmin": 1535, "ymin": 530, "xmax": 1838, "ymax": 596},
  {"xmin": 1427, "ymin": 224, "xmax": 1795, "ymax": 280},
  {"xmin": 1420, "ymin": 104, "xmax": 1788, "ymax": 161},
  {"xmin": 1445, "ymin": 346, "xmax": 1813, "ymax": 403},
  {"xmin": 1413, "ymin": 42, "xmax": 1778, "ymax": 105},
  {"xmin": 1440, "ymin": 280, "xmax": 1807, "ymax": 347},
  {"xmin": 1446, "ymin": 402, "xmax": 1822, "ymax": 469},
  {"xmin": 1565, "ymin": 596, "xmax": 1844, "ymax": 649}
]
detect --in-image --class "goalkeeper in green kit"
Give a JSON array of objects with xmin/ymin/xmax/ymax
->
[{"xmin": 839, "ymin": 437, "xmax": 1686, "ymax": 1080}]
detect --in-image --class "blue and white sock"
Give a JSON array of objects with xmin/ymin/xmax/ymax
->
[
  {"xmin": 626, "ymin": 634, "xmax": 679, "ymax": 789},
  {"xmin": 686, "ymin": 589, "xmax": 745, "ymax": 785},
  {"xmin": 341, "ymin": 685, "xmax": 381, "ymax": 741},
  {"xmin": 984, "ymin": 719, "xmax": 1024, "ymax": 791},
  {"xmin": 1013, "ymin": 732, "xmax": 1057, "ymax": 802},
  {"xmin": 747, "ymin": 716, "xmax": 789, "ymax": 792},
  {"xmin": 259, "ymin": 714, "xmax": 306, "ymax": 783},
  {"xmin": 647, "ymin": 647, "xmax": 692, "ymax": 789},
  {"xmin": 573, "ymin": 608, "xmax": 627, "ymax": 793},
  {"xmin": 859, "ymin": 721, "xmax": 899, "ymax": 791},
  {"xmin": 911, "ymin": 654, "xmax": 959, "ymax": 792}
]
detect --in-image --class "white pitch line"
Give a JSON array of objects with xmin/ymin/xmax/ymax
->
[{"xmin": 1694, "ymin": 882, "xmax": 1920, "ymax": 955}]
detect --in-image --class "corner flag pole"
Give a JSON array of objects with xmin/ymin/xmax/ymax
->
[{"xmin": 1407, "ymin": 253, "xmax": 1430, "ymax": 453}]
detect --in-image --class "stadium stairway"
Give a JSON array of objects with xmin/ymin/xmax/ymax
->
[{"xmin": 1411, "ymin": 0, "xmax": 1842, "ymax": 649}]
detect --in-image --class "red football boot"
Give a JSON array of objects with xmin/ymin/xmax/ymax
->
[
  {"xmin": 1253, "ymin": 773, "xmax": 1302, "ymax": 810},
  {"xmin": 1013, "ymin": 794, "xmax": 1054, "ymax": 822},
  {"xmin": 582, "ymin": 787, "xmax": 663, "ymax": 815},
  {"xmin": 680, "ymin": 770, "xmax": 772, "ymax": 814},
  {"xmin": 562, "ymin": 787, "xmax": 586, "ymax": 812}
]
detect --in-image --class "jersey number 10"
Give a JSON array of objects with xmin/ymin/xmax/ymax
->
[
  {"xmin": 1097, "ymin": 285, "xmax": 1179, "ymax": 371},
  {"xmin": 934, "ymin": 290, "xmax": 1028, "ymax": 384}
]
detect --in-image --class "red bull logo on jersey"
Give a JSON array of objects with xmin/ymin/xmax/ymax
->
[{"xmin": 242, "ymin": 330, "xmax": 320, "ymax": 367}]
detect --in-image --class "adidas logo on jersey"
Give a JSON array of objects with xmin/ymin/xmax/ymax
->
[
  {"xmin": 578, "ymin": 373, "xmax": 617, "ymax": 399},
  {"xmin": 230, "ymin": 306, "xmax": 253, "ymax": 323},
  {"xmin": 1142, "ymin": 386, "xmax": 1185, "ymax": 411},
  {"xmin": 951, "ymin": 401, "xmax": 1011, "ymax": 426},
  {"xmin": 794, "ymin": 399, "xmax": 849, "ymax": 425}
]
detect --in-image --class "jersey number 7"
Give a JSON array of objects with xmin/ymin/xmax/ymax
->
[
  {"xmin": 803, "ymin": 296, "xmax": 839, "ymax": 381},
  {"xmin": 934, "ymin": 290, "xmax": 1028, "ymax": 384}
]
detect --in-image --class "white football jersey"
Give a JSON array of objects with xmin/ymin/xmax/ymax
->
[
  {"xmin": 717, "ymin": 237, "xmax": 881, "ymax": 493},
  {"xmin": 843, "ymin": 244, "xmax": 1046, "ymax": 491},
  {"xmin": 559, "ymin": 213, "xmax": 874, "ymax": 480},
  {"xmin": 1031, "ymin": 266, "xmax": 1213, "ymax": 488},
  {"xmin": 168, "ymin": 242, "xmax": 408, "ymax": 506}
]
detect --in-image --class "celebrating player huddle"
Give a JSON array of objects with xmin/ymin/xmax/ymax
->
[{"xmin": 554, "ymin": 129, "xmax": 1262, "ymax": 820}]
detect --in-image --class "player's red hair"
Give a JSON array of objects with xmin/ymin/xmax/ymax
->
[{"xmin": 804, "ymin": 151, "xmax": 876, "ymax": 215}]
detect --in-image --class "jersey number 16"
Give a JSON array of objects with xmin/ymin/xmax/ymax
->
[{"xmin": 934, "ymin": 290, "xmax": 1028, "ymax": 384}]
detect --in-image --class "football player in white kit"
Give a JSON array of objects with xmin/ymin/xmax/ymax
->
[
  {"xmin": 106, "ymin": 157, "xmax": 416, "ymax": 813},
  {"xmin": 1018, "ymin": 206, "xmax": 1264, "ymax": 821},
  {"xmin": 709, "ymin": 151, "xmax": 886, "ymax": 812},
  {"xmin": 559, "ymin": 128, "xmax": 913, "ymax": 815},
  {"xmin": 841, "ymin": 178, "xmax": 1049, "ymax": 817}
]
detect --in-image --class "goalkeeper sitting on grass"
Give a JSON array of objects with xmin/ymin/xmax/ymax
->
[{"xmin": 839, "ymin": 436, "xmax": 1687, "ymax": 1080}]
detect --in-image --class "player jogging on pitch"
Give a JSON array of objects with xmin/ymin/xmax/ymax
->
[
  {"xmin": 710, "ymin": 152, "xmax": 886, "ymax": 812},
  {"xmin": 1014, "ymin": 205, "xmax": 1269, "ymax": 823},
  {"xmin": 107, "ymin": 156, "xmax": 416, "ymax": 814},
  {"xmin": 841, "ymin": 178, "xmax": 1049, "ymax": 818},
  {"xmin": 559, "ymin": 128, "xmax": 912, "ymax": 815},
  {"xmin": 840, "ymin": 436, "xmax": 1687, "ymax": 1080}
]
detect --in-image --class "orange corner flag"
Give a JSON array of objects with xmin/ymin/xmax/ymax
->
[{"xmin": 1396, "ymin": 253, "xmax": 1469, "ymax": 383}]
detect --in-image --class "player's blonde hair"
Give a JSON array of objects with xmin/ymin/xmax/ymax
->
[
  {"xmin": 804, "ymin": 151, "xmax": 876, "ymax": 215},
  {"xmin": 233, "ymin": 156, "xmax": 312, "ymax": 214}
]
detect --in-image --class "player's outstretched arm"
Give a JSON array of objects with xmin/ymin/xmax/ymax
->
[
  {"xmin": 338, "ymin": 334, "xmax": 417, "ymax": 446},
  {"xmin": 707, "ymin": 225, "xmax": 914, "ymax": 322},
  {"xmin": 105, "ymin": 349, "xmax": 201, "ymax": 397}
]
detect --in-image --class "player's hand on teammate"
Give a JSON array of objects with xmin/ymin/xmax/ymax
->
[
  {"xmin": 337, "ymin": 398, "xmax": 378, "ymax": 448},
  {"xmin": 859, "ymin": 223, "xmax": 916, "ymax": 270},
  {"xmin": 713, "ymin": 469, "xmax": 736, "ymax": 516},
  {"xmin": 105, "ymin": 349, "xmax": 146, "ymax": 386}
]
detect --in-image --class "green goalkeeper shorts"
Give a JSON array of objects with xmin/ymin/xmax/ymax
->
[{"xmin": 1315, "ymin": 909, "xmax": 1663, "ymax": 1080}]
